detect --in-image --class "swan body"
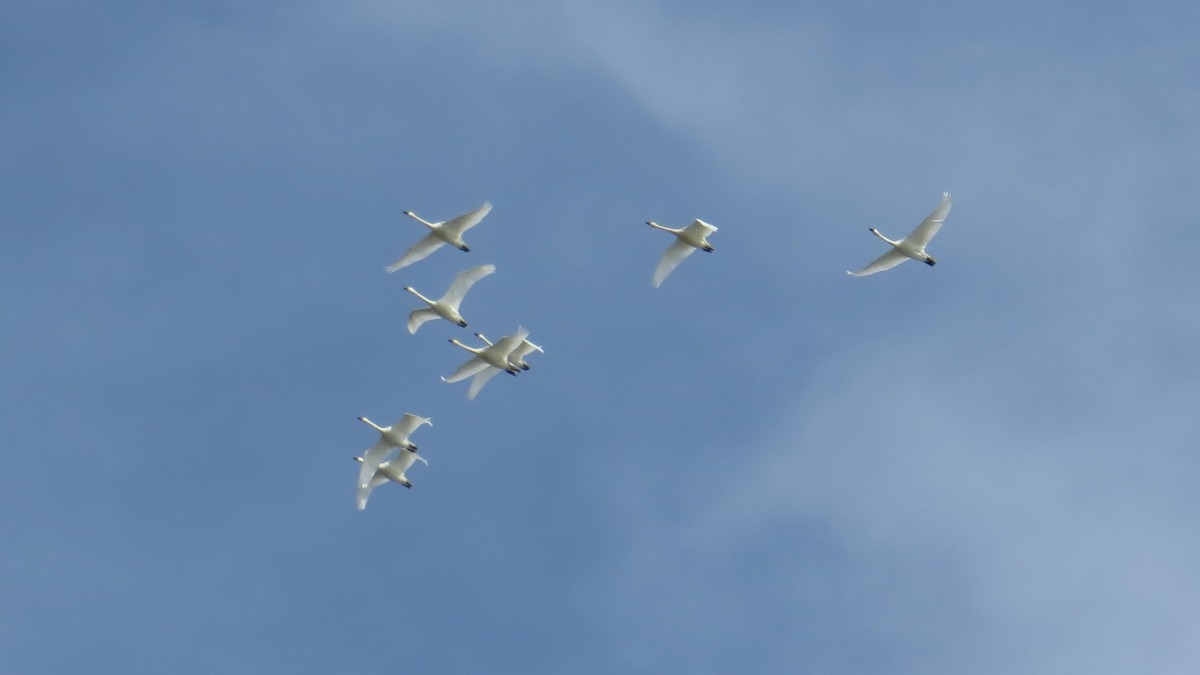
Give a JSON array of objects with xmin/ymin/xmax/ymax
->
[
  {"xmin": 354, "ymin": 413, "xmax": 431, "ymax": 494},
  {"xmin": 354, "ymin": 450, "xmax": 428, "ymax": 510},
  {"xmin": 474, "ymin": 331, "xmax": 543, "ymax": 370},
  {"xmin": 404, "ymin": 264, "xmax": 496, "ymax": 333},
  {"xmin": 647, "ymin": 219, "xmax": 717, "ymax": 288},
  {"xmin": 386, "ymin": 202, "xmax": 492, "ymax": 272},
  {"xmin": 442, "ymin": 327, "xmax": 530, "ymax": 399},
  {"xmin": 848, "ymin": 192, "xmax": 952, "ymax": 277}
]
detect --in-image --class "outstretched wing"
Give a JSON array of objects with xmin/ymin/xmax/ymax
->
[
  {"xmin": 905, "ymin": 192, "xmax": 952, "ymax": 248},
  {"xmin": 387, "ymin": 232, "xmax": 445, "ymax": 272},
  {"xmin": 407, "ymin": 308, "xmax": 441, "ymax": 334},
  {"xmin": 439, "ymin": 202, "xmax": 493, "ymax": 238},
  {"xmin": 391, "ymin": 413, "xmax": 432, "ymax": 440},
  {"xmin": 488, "ymin": 327, "xmax": 530, "ymax": 362},
  {"xmin": 444, "ymin": 355, "xmax": 489, "ymax": 383},
  {"xmin": 467, "ymin": 367, "xmax": 503, "ymax": 400},
  {"xmin": 684, "ymin": 219, "xmax": 718, "ymax": 238},
  {"xmin": 653, "ymin": 239, "xmax": 696, "ymax": 288},
  {"xmin": 847, "ymin": 248, "xmax": 909, "ymax": 277},
  {"xmin": 441, "ymin": 264, "xmax": 496, "ymax": 309}
]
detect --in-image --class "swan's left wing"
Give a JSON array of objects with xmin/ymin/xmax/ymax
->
[
  {"xmin": 906, "ymin": 192, "xmax": 952, "ymax": 248},
  {"xmin": 439, "ymin": 202, "xmax": 493, "ymax": 238},
  {"xmin": 847, "ymin": 248, "xmax": 909, "ymax": 277},
  {"xmin": 653, "ymin": 239, "xmax": 696, "ymax": 288},
  {"xmin": 407, "ymin": 308, "xmax": 441, "ymax": 334},
  {"xmin": 467, "ymin": 367, "xmax": 503, "ymax": 400},
  {"xmin": 443, "ymin": 356, "xmax": 489, "ymax": 383},
  {"xmin": 387, "ymin": 232, "xmax": 445, "ymax": 272},
  {"xmin": 442, "ymin": 264, "xmax": 496, "ymax": 308}
]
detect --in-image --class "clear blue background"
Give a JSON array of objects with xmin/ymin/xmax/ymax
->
[{"xmin": 3, "ymin": 1, "xmax": 1199, "ymax": 672}]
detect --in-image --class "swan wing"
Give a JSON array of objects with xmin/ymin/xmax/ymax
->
[
  {"xmin": 444, "ymin": 355, "xmax": 489, "ymax": 383},
  {"xmin": 684, "ymin": 219, "xmax": 718, "ymax": 237},
  {"xmin": 391, "ymin": 413, "xmax": 432, "ymax": 440},
  {"xmin": 510, "ymin": 339, "xmax": 543, "ymax": 361},
  {"xmin": 848, "ymin": 248, "xmax": 910, "ymax": 277},
  {"xmin": 387, "ymin": 232, "xmax": 445, "ymax": 272},
  {"xmin": 439, "ymin": 202, "xmax": 493, "ymax": 238},
  {"xmin": 361, "ymin": 439, "xmax": 396, "ymax": 468},
  {"xmin": 441, "ymin": 264, "xmax": 496, "ymax": 308},
  {"xmin": 905, "ymin": 192, "xmax": 952, "ymax": 248},
  {"xmin": 489, "ymin": 327, "xmax": 530, "ymax": 360},
  {"xmin": 407, "ymin": 308, "xmax": 441, "ymax": 334},
  {"xmin": 467, "ymin": 367, "xmax": 503, "ymax": 400},
  {"xmin": 653, "ymin": 239, "xmax": 696, "ymax": 288}
]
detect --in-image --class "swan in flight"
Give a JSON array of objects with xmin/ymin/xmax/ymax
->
[
  {"xmin": 474, "ymin": 331, "xmax": 543, "ymax": 371},
  {"xmin": 442, "ymin": 327, "xmax": 530, "ymax": 399},
  {"xmin": 386, "ymin": 202, "xmax": 492, "ymax": 272},
  {"xmin": 848, "ymin": 192, "xmax": 952, "ymax": 277},
  {"xmin": 354, "ymin": 450, "xmax": 428, "ymax": 510},
  {"xmin": 647, "ymin": 219, "xmax": 717, "ymax": 288},
  {"xmin": 353, "ymin": 413, "xmax": 432, "ymax": 509},
  {"xmin": 404, "ymin": 264, "xmax": 496, "ymax": 334}
]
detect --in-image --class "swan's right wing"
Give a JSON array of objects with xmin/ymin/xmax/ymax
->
[
  {"xmin": 439, "ymin": 202, "xmax": 493, "ymax": 238},
  {"xmin": 391, "ymin": 413, "xmax": 432, "ymax": 440},
  {"xmin": 386, "ymin": 232, "xmax": 445, "ymax": 272},
  {"xmin": 683, "ymin": 219, "xmax": 718, "ymax": 237},
  {"xmin": 488, "ymin": 327, "xmax": 530, "ymax": 361},
  {"xmin": 847, "ymin": 248, "xmax": 909, "ymax": 277},
  {"xmin": 407, "ymin": 308, "xmax": 441, "ymax": 334},
  {"xmin": 653, "ymin": 239, "xmax": 696, "ymax": 288},
  {"xmin": 467, "ymin": 367, "xmax": 503, "ymax": 400},
  {"xmin": 443, "ymin": 356, "xmax": 489, "ymax": 383},
  {"xmin": 442, "ymin": 264, "xmax": 496, "ymax": 308},
  {"xmin": 906, "ymin": 192, "xmax": 952, "ymax": 248}
]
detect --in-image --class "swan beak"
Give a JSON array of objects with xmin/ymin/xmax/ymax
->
[
  {"xmin": 459, "ymin": 245, "xmax": 470, "ymax": 252},
  {"xmin": 703, "ymin": 245, "xmax": 714, "ymax": 252},
  {"xmin": 521, "ymin": 365, "xmax": 530, "ymax": 370},
  {"xmin": 458, "ymin": 321, "xmax": 468, "ymax": 327},
  {"xmin": 925, "ymin": 257, "xmax": 936, "ymax": 266}
]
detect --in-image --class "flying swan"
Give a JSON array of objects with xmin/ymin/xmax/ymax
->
[
  {"xmin": 404, "ymin": 264, "xmax": 496, "ymax": 334},
  {"xmin": 354, "ymin": 450, "xmax": 428, "ymax": 510},
  {"xmin": 354, "ymin": 413, "xmax": 431, "ymax": 501},
  {"xmin": 474, "ymin": 331, "xmax": 543, "ymax": 370},
  {"xmin": 442, "ymin": 327, "xmax": 530, "ymax": 400},
  {"xmin": 647, "ymin": 218, "xmax": 717, "ymax": 288},
  {"xmin": 848, "ymin": 192, "xmax": 953, "ymax": 277},
  {"xmin": 386, "ymin": 202, "xmax": 493, "ymax": 272}
]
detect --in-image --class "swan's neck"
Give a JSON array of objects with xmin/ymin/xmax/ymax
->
[
  {"xmin": 404, "ymin": 211, "xmax": 438, "ymax": 229},
  {"xmin": 357, "ymin": 416, "xmax": 384, "ymax": 432},
  {"xmin": 404, "ymin": 286, "xmax": 434, "ymax": 305},
  {"xmin": 449, "ymin": 338, "xmax": 481, "ymax": 355},
  {"xmin": 647, "ymin": 221, "xmax": 680, "ymax": 234},
  {"xmin": 870, "ymin": 228, "xmax": 900, "ymax": 247},
  {"xmin": 474, "ymin": 333, "xmax": 494, "ymax": 346}
]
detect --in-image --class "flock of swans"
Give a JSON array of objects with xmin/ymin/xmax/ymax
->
[{"xmin": 353, "ymin": 192, "xmax": 953, "ymax": 509}]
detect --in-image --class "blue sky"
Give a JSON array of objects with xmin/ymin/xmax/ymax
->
[{"xmin": 3, "ymin": 1, "xmax": 1199, "ymax": 672}]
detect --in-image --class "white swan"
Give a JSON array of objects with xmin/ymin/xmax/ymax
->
[
  {"xmin": 848, "ymin": 192, "xmax": 952, "ymax": 277},
  {"xmin": 354, "ymin": 450, "xmax": 428, "ymax": 510},
  {"xmin": 404, "ymin": 264, "xmax": 496, "ymax": 334},
  {"xmin": 442, "ymin": 327, "xmax": 530, "ymax": 399},
  {"xmin": 647, "ymin": 219, "xmax": 717, "ymax": 288},
  {"xmin": 385, "ymin": 202, "xmax": 492, "ymax": 272},
  {"xmin": 474, "ymin": 331, "xmax": 543, "ymax": 370},
  {"xmin": 353, "ymin": 413, "xmax": 431, "ymax": 509}
]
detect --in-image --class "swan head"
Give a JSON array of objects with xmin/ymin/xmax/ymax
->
[
  {"xmin": 702, "ymin": 244, "xmax": 714, "ymax": 252},
  {"xmin": 353, "ymin": 456, "xmax": 365, "ymax": 463},
  {"xmin": 401, "ymin": 480, "xmax": 413, "ymax": 488},
  {"xmin": 457, "ymin": 320, "xmax": 468, "ymax": 327},
  {"xmin": 924, "ymin": 255, "xmax": 936, "ymax": 266},
  {"xmin": 458, "ymin": 245, "xmax": 470, "ymax": 252}
]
